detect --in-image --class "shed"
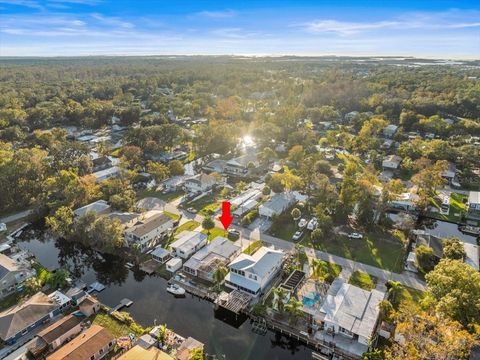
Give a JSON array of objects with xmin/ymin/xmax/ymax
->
[
  {"xmin": 151, "ymin": 247, "xmax": 171, "ymax": 264},
  {"xmin": 166, "ymin": 258, "xmax": 182, "ymax": 273}
]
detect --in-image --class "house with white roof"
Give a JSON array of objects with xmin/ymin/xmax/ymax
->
[
  {"xmin": 183, "ymin": 173, "xmax": 218, "ymax": 194},
  {"xmin": 389, "ymin": 192, "xmax": 419, "ymax": 212},
  {"xmin": 224, "ymin": 246, "xmax": 285, "ymax": 296},
  {"xmin": 440, "ymin": 161, "xmax": 456, "ymax": 184},
  {"xmin": 170, "ymin": 231, "xmax": 208, "ymax": 260},
  {"xmin": 467, "ymin": 191, "xmax": 480, "ymax": 219},
  {"xmin": 313, "ymin": 278, "xmax": 385, "ymax": 357},
  {"xmin": 382, "ymin": 155, "xmax": 402, "ymax": 170},
  {"xmin": 91, "ymin": 166, "xmax": 120, "ymax": 183},
  {"xmin": 124, "ymin": 212, "xmax": 174, "ymax": 252},
  {"xmin": 183, "ymin": 236, "xmax": 241, "ymax": 281},
  {"xmin": 73, "ymin": 200, "xmax": 111, "ymax": 218}
]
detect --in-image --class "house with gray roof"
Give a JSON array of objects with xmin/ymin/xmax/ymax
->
[
  {"xmin": 0, "ymin": 292, "xmax": 69, "ymax": 344},
  {"xmin": 467, "ymin": 191, "xmax": 480, "ymax": 219},
  {"xmin": 0, "ymin": 253, "xmax": 35, "ymax": 299},
  {"xmin": 224, "ymin": 246, "xmax": 284, "ymax": 296},
  {"xmin": 313, "ymin": 278, "xmax": 385, "ymax": 357},
  {"xmin": 183, "ymin": 236, "xmax": 241, "ymax": 281},
  {"xmin": 224, "ymin": 153, "xmax": 259, "ymax": 177},
  {"xmin": 258, "ymin": 192, "xmax": 297, "ymax": 219},
  {"xmin": 124, "ymin": 212, "xmax": 174, "ymax": 252},
  {"xmin": 170, "ymin": 231, "xmax": 208, "ymax": 260}
]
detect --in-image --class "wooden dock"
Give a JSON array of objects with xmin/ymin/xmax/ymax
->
[
  {"xmin": 169, "ymin": 278, "xmax": 217, "ymax": 301},
  {"xmin": 215, "ymin": 290, "xmax": 251, "ymax": 314},
  {"xmin": 109, "ymin": 298, "xmax": 133, "ymax": 314}
]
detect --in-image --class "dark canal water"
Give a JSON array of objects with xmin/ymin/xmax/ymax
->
[{"xmin": 16, "ymin": 230, "xmax": 313, "ymax": 360}]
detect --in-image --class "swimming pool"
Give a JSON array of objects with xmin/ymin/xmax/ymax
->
[{"xmin": 302, "ymin": 292, "xmax": 321, "ymax": 307}]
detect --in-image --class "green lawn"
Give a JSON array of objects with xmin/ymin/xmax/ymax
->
[
  {"xmin": 268, "ymin": 214, "xmax": 298, "ymax": 241},
  {"xmin": 163, "ymin": 211, "xmax": 180, "ymax": 221},
  {"xmin": 303, "ymin": 232, "xmax": 405, "ymax": 273},
  {"xmin": 310, "ymin": 260, "xmax": 342, "ymax": 282},
  {"xmin": 136, "ymin": 189, "xmax": 183, "ymax": 203},
  {"xmin": 428, "ymin": 192, "xmax": 467, "ymax": 223},
  {"xmin": 91, "ymin": 312, "xmax": 146, "ymax": 338},
  {"xmin": 348, "ymin": 271, "xmax": 377, "ymax": 291},
  {"xmin": 244, "ymin": 240, "xmax": 262, "ymax": 255},
  {"xmin": 201, "ymin": 227, "xmax": 227, "ymax": 241},
  {"xmin": 187, "ymin": 193, "xmax": 221, "ymax": 216},
  {"xmin": 174, "ymin": 220, "xmax": 200, "ymax": 235},
  {"xmin": 396, "ymin": 286, "xmax": 427, "ymax": 311},
  {"xmin": 0, "ymin": 292, "xmax": 24, "ymax": 311}
]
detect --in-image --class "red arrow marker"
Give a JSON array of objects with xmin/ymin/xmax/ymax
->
[{"xmin": 219, "ymin": 201, "xmax": 233, "ymax": 230}]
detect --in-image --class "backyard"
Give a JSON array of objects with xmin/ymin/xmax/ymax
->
[
  {"xmin": 174, "ymin": 220, "xmax": 200, "ymax": 235},
  {"xmin": 186, "ymin": 192, "xmax": 222, "ymax": 216},
  {"xmin": 201, "ymin": 227, "xmax": 227, "ymax": 241}
]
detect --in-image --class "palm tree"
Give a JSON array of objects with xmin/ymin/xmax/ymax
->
[
  {"xmin": 201, "ymin": 217, "xmax": 215, "ymax": 235},
  {"xmin": 212, "ymin": 265, "xmax": 228, "ymax": 290},
  {"xmin": 285, "ymin": 297, "xmax": 303, "ymax": 324},
  {"xmin": 387, "ymin": 280, "xmax": 403, "ymax": 307},
  {"xmin": 272, "ymin": 287, "xmax": 289, "ymax": 313},
  {"xmin": 157, "ymin": 323, "xmax": 168, "ymax": 344},
  {"xmin": 24, "ymin": 277, "xmax": 42, "ymax": 295}
]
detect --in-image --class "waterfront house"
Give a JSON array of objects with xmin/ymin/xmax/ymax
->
[
  {"xmin": 388, "ymin": 192, "xmax": 419, "ymax": 212},
  {"xmin": 46, "ymin": 324, "xmax": 114, "ymax": 360},
  {"xmin": 29, "ymin": 314, "xmax": 83, "ymax": 358},
  {"xmin": 258, "ymin": 192, "xmax": 297, "ymax": 219},
  {"xmin": 79, "ymin": 295, "xmax": 100, "ymax": 317},
  {"xmin": 0, "ymin": 253, "xmax": 35, "ymax": 299},
  {"xmin": 183, "ymin": 173, "xmax": 218, "ymax": 194},
  {"xmin": 73, "ymin": 200, "xmax": 111, "ymax": 219},
  {"xmin": 382, "ymin": 155, "xmax": 402, "ymax": 171},
  {"xmin": 124, "ymin": 212, "xmax": 174, "ymax": 252},
  {"xmin": 176, "ymin": 337, "xmax": 205, "ymax": 360},
  {"xmin": 183, "ymin": 236, "xmax": 241, "ymax": 281},
  {"xmin": 151, "ymin": 246, "xmax": 171, "ymax": 263},
  {"xmin": 166, "ymin": 257, "xmax": 182, "ymax": 273},
  {"xmin": 0, "ymin": 291, "xmax": 70, "ymax": 344},
  {"xmin": 383, "ymin": 124, "xmax": 398, "ymax": 138},
  {"xmin": 170, "ymin": 231, "xmax": 208, "ymax": 260},
  {"xmin": 117, "ymin": 345, "xmax": 173, "ymax": 360},
  {"xmin": 107, "ymin": 212, "xmax": 141, "ymax": 229},
  {"xmin": 224, "ymin": 247, "xmax": 285, "ymax": 296},
  {"xmin": 91, "ymin": 166, "xmax": 120, "ymax": 183},
  {"xmin": 467, "ymin": 191, "xmax": 480, "ymax": 219},
  {"xmin": 313, "ymin": 278, "xmax": 385, "ymax": 358}
]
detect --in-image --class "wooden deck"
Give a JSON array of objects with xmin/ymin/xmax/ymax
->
[
  {"xmin": 215, "ymin": 290, "xmax": 251, "ymax": 314},
  {"xmin": 109, "ymin": 298, "xmax": 134, "ymax": 313}
]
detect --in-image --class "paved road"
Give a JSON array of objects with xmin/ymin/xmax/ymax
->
[
  {"xmin": 163, "ymin": 200, "xmax": 427, "ymax": 291},
  {"xmin": 0, "ymin": 209, "xmax": 33, "ymax": 224}
]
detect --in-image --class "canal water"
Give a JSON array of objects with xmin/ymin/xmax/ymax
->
[
  {"xmin": 418, "ymin": 217, "xmax": 478, "ymax": 245},
  {"xmin": 16, "ymin": 230, "xmax": 313, "ymax": 360}
]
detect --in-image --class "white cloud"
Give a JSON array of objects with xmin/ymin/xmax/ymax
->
[
  {"xmin": 303, "ymin": 20, "xmax": 401, "ymax": 35},
  {"xmin": 90, "ymin": 13, "xmax": 134, "ymax": 29},
  {"xmin": 196, "ymin": 10, "xmax": 236, "ymax": 18},
  {"xmin": 0, "ymin": 0, "xmax": 43, "ymax": 9}
]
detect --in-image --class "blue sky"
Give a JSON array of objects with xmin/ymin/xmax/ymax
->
[{"xmin": 0, "ymin": 0, "xmax": 479, "ymax": 58}]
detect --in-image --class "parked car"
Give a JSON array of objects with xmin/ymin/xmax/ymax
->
[
  {"xmin": 348, "ymin": 232, "xmax": 363, "ymax": 239},
  {"xmin": 228, "ymin": 229, "xmax": 240, "ymax": 240},
  {"xmin": 298, "ymin": 218, "xmax": 307, "ymax": 229},
  {"xmin": 186, "ymin": 207, "xmax": 198, "ymax": 214},
  {"xmin": 306, "ymin": 217, "xmax": 318, "ymax": 231},
  {"xmin": 292, "ymin": 230, "xmax": 304, "ymax": 242}
]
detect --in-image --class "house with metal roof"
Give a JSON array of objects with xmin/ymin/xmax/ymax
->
[
  {"xmin": 73, "ymin": 200, "xmax": 111, "ymax": 218},
  {"xmin": 224, "ymin": 246, "xmax": 285, "ymax": 296},
  {"xmin": 124, "ymin": 212, "xmax": 174, "ymax": 252},
  {"xmin": 313, "ymin": 278, "xmax": 385, "ymax": 357},
  {"xmin": 183, "ymin": 173, "xmax": 218, "ymax": 194},
  {"xmin": 0, "ymin": 253, "xmax": 35, "ymax": 299},
  {"xmin": 170, "ymin": 231, "xmax": 208, "ymax": 260},
  {"xmin": 467, "ymin": 191, "xmax": 480, "ymax": 219},
  {"xmin": 258, "ymin": 192, "xmax": 297, "ymax": 219},
  {"xmin": 183, "ymin": 236, "xmax": 241, "ymax": 281}
]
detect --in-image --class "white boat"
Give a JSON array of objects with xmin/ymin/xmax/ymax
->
[
  {"xmin": 459, "ymin": 225, "xmax": 480, "ymax": 236},
  {"xmin": 166, "ymin": 283, "xmax": 186, "ymax": 296}
]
